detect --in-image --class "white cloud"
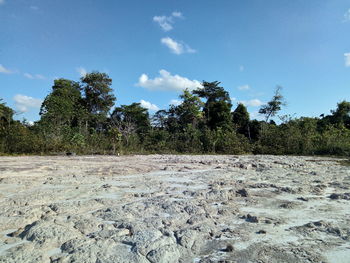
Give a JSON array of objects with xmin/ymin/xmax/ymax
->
[
  {"xmin": 13, "ymin": 94, "xmax": 42, "ymax": 113},
  {"xmin": 136, "ymin": 69, "xmax": 202, "ymax": 92},
  {"xmin": 238, "ymin": 85, "xmax": 250, "ymax": 91},
  {"xmin": 153, "ymin": 11, "xmax": 184, "ymax": 31},
  {"xmin": 0, "ymin": 64, "xmax": 13, "ymax": 74},
  {"xmin": 172, "ymin": 11, "xmax": 183, "ymax": 18},
  {"xmin": 0, "ymin": 0, "xmax": 5, "ymax": 5},
  {"xmin": 239, "ymin": 65, "xmax": 244, "ymax": 72},
  {"xmin": 153, "ymin": 16, "xmax": 173, "ymax": 31},
  {"xmin": 161, "ymin": 37, "xmax": 182, "ymax": 54},
  {"xmin": 140, "ymin": 99, "xmax": 160, "ymax": 111},
  {"xmin": 344, "ymin": 53, "xmax": 350, "ymax": 67},
  {"xmin": 161, "ymin": 37, "xmax": 196, "ymax": 55},
  {"xmin": 77, "ymin": 67, "xmax": 87, "ymax": 77},
  {"xmin": 344, "ymin": 9, "xmax": 350, "ymax": 22},
  {"xmin": 24, "ymin": 73, "xmax": 45, "ymax": 79},
  {"xmin": 185, "ymin": 45, "xmax": 196, "ymax": 54},
  {"xmin": 239, "ymin": 99, "xmax": 264, "ymax": 107},
  {"xmin": 169, "ymin": 99, "xmax": 182, "ymax": 106}
]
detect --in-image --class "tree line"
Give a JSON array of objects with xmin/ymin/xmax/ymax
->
[{"xmin": 1, "ymin": 71, "xmax": 350, "ymax": 156}]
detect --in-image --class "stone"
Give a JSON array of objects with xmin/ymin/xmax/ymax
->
[
  {"xmin": 146, "ymin": 245, "xmax": 180, "ymax": 263},
  {"xmin": 236, "ymin": 189, "xmax": 249, "ymax": 197}
]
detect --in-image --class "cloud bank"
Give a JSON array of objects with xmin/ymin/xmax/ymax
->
[
  {"xmin": 136, "ymin": 70, "xmax": 202, "ymax": 92},
  {"xmin": 153, "ymin": 11, "xmax": 184, "ymax": 31},
  {"xmin": 13, "ymin": 94, "xmax": 42, "ymax": 113},
  {"xmin": 239, "ymin": 99, "xmax": 264, "ymax": 107},
  {"xmin": 161, "ymin": 37, "xmax": 196, "ymax": 55},
  {"xmin": 169, "ymin": 99, "xmax": 182, "ymax": 106},
  {"xmin": 140, "ymin": 100, "xmax": 159, "ymax": 111}
]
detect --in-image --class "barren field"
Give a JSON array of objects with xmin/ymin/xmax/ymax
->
[{"xmin": 0, "ymin": 155, "xmax": 349, "ymax": 263}]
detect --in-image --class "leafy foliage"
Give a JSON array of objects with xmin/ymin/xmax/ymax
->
[
  {"xmin": 194, "ymin": 81, "xmax": 232, "ymax": 130},
  {"xmin": 40, "ymin": 79, "xmax": 84, "ymax": 129},
  {"xmin": 259, "ymin": 86, "xmax": 285, "ymax": 122},
  {"xmin": 232, "ymin": 103, "xmax": 250, "ymax": 137},
  {"xmin": 81, "ymin": 72, "xmax": 116, "ymax": 128},
  {"xmin": 1, "ymin": 77, "xmax": 349, "ymax": 157}
]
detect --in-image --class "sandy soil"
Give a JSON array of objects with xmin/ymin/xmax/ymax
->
[{"xmin": 0, "ymin": 155, "xmax": 349, "ymax": 263}]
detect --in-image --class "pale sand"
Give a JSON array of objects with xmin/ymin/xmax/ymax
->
[{"xmin": 0, "ymin": 155, "xmax": 349, "ymax": 262}]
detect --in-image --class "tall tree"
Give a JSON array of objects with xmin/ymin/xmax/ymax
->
[
  {"xmin": 0, "ymin": 98, "xmax": 14, "ymax": 125},
  {"xmin": 259, "ymin": 86, "xmax": 285, "ymax": 122},
  {"xmin": 175, "ymin": 89, "xmax": 204, "ymax": 128},
  {"xmin": 0, "ymin": 99, "xmax": 15, "ymax": 150},
  {"xmin": 39, "ymin": 79, "xmax": 84, "ymax": 129},
  {"xmin": 232, "ymin": 103, "xmax": 250, "ymax": 136},
  {"xmin": 330, "ymin": 100, "xmax": 350, "ymax": 128},
  {"xmin": 81, "ymin": 72, "xmax": 116, "ymax": 128},
  {"xmin": 193, "ymin": 81, "xmax": 232, "ymax": 130}
]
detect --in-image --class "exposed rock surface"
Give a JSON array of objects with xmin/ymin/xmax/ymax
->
[{"xmin": 0, "ymin": 155, "xmax": 349, "ymax": 262}]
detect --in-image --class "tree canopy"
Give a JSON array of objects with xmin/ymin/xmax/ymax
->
[
  {"xmin": 194, "ymin": 81, "xmax": 232, "ymax": 130},
  {"xmin": 1, "ymin": 74, "xmax": 350, "ymax": 157},
  {"xmin": 40, "ymin": 78, "xmax": 83, "ymax": 128},
  {"xmin": 81, "ymin": 72, "xmax": 116, "ymax": 128}
]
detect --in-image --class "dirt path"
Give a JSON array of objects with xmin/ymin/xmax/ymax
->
[{"xmin": 0, "ymin": 155, "xmax": 349, "ymax": 263}]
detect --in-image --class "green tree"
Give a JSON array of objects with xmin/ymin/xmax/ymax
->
[
  {"xmin": 259, "ymin": 86, "xmax": 285, "ymax": 122},
  {"xmin": 193, "ymin": 81, "xmax": 232, "ymax": 130},
  {"xmin": 0, "ymin": 98, "xmax": 14, "ymax": 127},
  {"xmin": 154, "ymin": 90, "xmax": 204, "ymax": 151},
  {"xmin": 40, "ymin": 79, "xmax": 84, "ymax": 128},
  {"xmin": 38, "ymin": 79, "xmax": 86, "ymax": 151},
  {"xmin": 81, "ymin": 72, "xmax": 116, "ymax": 128},
  {"xmin": 176, "ymin": 89, "xmax": 204, "ymax": 128},
  {"xmin": 163, "ymin": 89, "xmax": 204, "ymax": 133},
  {"xmin": 200, "ymin": 127, "xmax": 248, "ymax": 154},
  {"xmin": 163, "ymin": 105, "xmax": 180, "ymax": 133},
  {"xmin": 330, "ymin": 100, "xmax": 350, "ymax": 128},
  {"xmin": 232, "ymin": 103, "xmax": 250, "ymax": 137},
  {"xmin": 4, "ymin": 121, "xmax": 42, "ymax": 154},
  {"xmin": 0, "ymin": 99, "xmax": 15, "ymax": 152}
]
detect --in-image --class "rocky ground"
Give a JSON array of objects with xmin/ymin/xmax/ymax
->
[{"xmin": 0, "ymin": 155, "xmax": 349, "ymax": 263}]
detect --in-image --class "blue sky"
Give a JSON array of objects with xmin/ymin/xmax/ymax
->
[{"xmin": 1, "ymin": 0, "xmax": 350, "ymax": 122}]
